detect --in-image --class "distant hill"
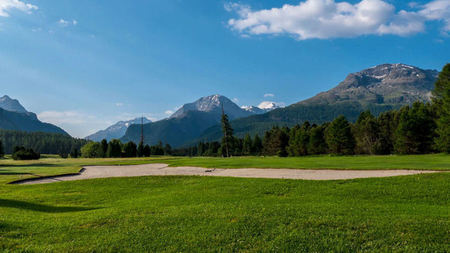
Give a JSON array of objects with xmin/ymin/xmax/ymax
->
[
  {"xmin": 190, "ymin": 64, "xmax": 439, "ymax": 146},
  {"xmin": 121, "ymin": 95, "xmax": 266, "ymax": 146},
  {"xmin": 86, "ymin": 117, "xmax": 152, "ymax": 141},
  {"xmin": 0, "ymin": 95, "xmax": 69, "ymax": 135}
]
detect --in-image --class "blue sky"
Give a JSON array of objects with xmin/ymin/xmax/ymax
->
[{"xmin": 0, "ymin": 0, "xmax": 449, "ymax": 137}]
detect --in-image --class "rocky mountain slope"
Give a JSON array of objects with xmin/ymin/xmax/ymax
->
[
  {"xmin": 191, "ymin": 64, "xmax": 439, "ymax": 146},
  {"xmin": 0, "ymin": 95, "xmax": 28, "ymax": 113},
  {"xmin": 170, "ymin": 95, "xmax": 254, "ymax": 119},
  {"xmin": 0, "ymin": 101, "xmax": 68, "ymax": 136},
  {"xmin": 121, "ymin": 95, "xmax": 265, "ymax": 146},
  {"xmin": 300, "ymin": 64, "xmax": 437, "ymax": 106},
  {"xmin": 86, "ymin": 117, "xmax": 152, "ymax": 141}
]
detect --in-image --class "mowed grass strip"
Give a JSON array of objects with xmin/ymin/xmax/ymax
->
[
  {"xmin": 0, "ymin": 173, "xmax": 448, "ymax": 252},
  {"xmin": 0, "ymin": 154, "xmax": 449, "ymax": 182}
]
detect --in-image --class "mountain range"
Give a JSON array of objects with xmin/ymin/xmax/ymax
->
[
  {"xmin": 123, "ymin": 63, "xmax": 438, "ymax": 147},
  {"xmin": 121, "ymin": 95, "xmax": 273, "ymax": 147},
  {"xmin": 0, "ymin": 63, "xmax": 439, "ymax": 146},
  {"xmin": 86, "ymin": 117, "xmax": 152, "ymax": 142},
  {"xmin": 0, "ymin": 95, "xmax": 68, "ymax": 135}
]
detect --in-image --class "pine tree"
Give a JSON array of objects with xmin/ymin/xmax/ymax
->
[
  {"xmin": 221, "ymin": 112, "xmax": 234, "ymax": 157},
  {"xmin": 433, "ymin": 63, "xmax": 450, "ymax": 153},
  {"xmin": 394, "ymin": 102, "xmax": 436, "ymax": 154},
  {"xmin": 325, "ymin": 116, "xmax": 355, "ymax": 155},
  {"xmin": 143, "ymin": 144, "xmax": 151, "ymax": 157},
  {"xmin": 164, "ymin": 144, "xmax": 172, "ymax": 155},
  {"xmin": 123, "ymin": 141, "xmax": 137, "ymax": 157},
  {"xmin": 353, "ymin": 111, "xmax": 383, "ymax": 154},
  {"xmin": 106, "ymin": 139, "xmax": 122, "ymax": 158},
  {"xmin": 252, "ymin": 134, "xmax": 263, "ymax": 156},
  {"xmin": 101, "ymin": 139, "xmax": 108, "ymax": 157},
  {"xmin": 137, "ymin": 141, "xmax": 144, "ymax": 157},
  {"xmin": 288, "ymin": 122, "xmax": 310, "ymax": 156},
  {"xmin": 242, "ymin": 134, "xmax": 252, "ymax": 156},
  {"xmin": 0, "ymin": 139, "xmax": 4, "ymax": 158},
  {"xmin": 308, "ymin": 124, "xmax": 327, "ymax": 154}
]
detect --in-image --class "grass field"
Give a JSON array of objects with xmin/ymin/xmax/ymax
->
[{"xmin": 0, "ymin": 155, "xmax": 449, "ymax": 251}]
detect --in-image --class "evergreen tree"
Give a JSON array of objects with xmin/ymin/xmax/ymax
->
[
  {"xmin": 100, "ymin": 139, "xmax": 108, "ymax": 157},
  {"xmin": 197, "ymin": 142, "xmax": 205, "ymax": 156},
  {"xmin": 143, "ymin": 144, "xmax": 151, "ymax": 157},
  {"xmin": 151, "ymin": 141, "xmax": 165, "ymax": 155},
  {"xmin": 252, "ymin": 134, "xmax": 263, "ymax": 156},
  {"xmin": 123, "ymin": 141, "xmax": 137, "ymax": 157},
  {"xmin": 308, "ymin": 124, "xmax": 328, "ymax": 154},
  {"xmin": 70, "ymin": 147, "xmax": 79, "ymax": 158},
  {"xmin": 353, "ymin": 111, "xmax": 383, "ymax": 154},
  {"xmin": 242, "ymin": 134, "xmax": 252, "ymax": 156},
  {"xmin": 137, "ymin": 141, "xmax": 144, "ymax": 157},
  {"xmin": 288, "ymin": 122, "xmax": 310, "ymax": 156},
  {"xmin": 221, "ymin": 112, "xmax": 234, "ymax": 157},
  {"xmin": 164, "ymin": 144, "xmax": 172, "ymax": 155},
  {"xmin": 325, "ymin": 116, "xmax": 355, "ymax": 155},
  {"xmin": 432, "ymin": 63, "xmax": 450, "ymax": 152},
  {"xmin": 263, "ymin": 126, "xmax": 289, "ymax": 157},
  {"xmin": 394, "ymin": 102, "xmax": 436, "ymax": 154},
  {"xmin": 377, "ymin": 111, "xmax": 398, "ymax": 154},
  {"xmin": 106, "ymin": 139, "xmax": 122, "ymax": 158},
  {"xmin": 0, "ymin": 139, "xmax": 4, "ymax": 158}
]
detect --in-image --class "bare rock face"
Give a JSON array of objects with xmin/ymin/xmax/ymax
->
[
  {"xmin": 301, "ymin": 64, "xmax": 438, "ymax": 106},
  {"xmin": 170, "ymin": 94, "xmax": 254, "ymax": 120},
  {"xmin": 0, "ymin": 95, "xmax": 29, "ymax": 114}
]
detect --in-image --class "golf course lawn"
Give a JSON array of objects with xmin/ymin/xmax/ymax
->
[{"xmin": 0, "ymin": 155, "xmax": 449, "ymax": 251}]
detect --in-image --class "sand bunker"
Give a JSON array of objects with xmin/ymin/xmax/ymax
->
[{"xmin": 13, "ymin": 164, "xmax": 439, "ymax": 185}]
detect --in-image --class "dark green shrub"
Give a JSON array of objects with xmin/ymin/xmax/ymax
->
[{"xmin": 12, "ymin": 147, "xmax": 40, "ymax": 160}]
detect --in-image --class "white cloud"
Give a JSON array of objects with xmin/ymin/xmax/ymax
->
[
  {"xmin": 59, "ymin": 18, "xmax": 78, "ymax": 27},
  {"xmin": 0, "ymin": 0, "xmax": 37, "ymax": 17},
  {"xmin": 226, "ymin": 0, "xmax": 450, "ymax": 40},
  {"xmin": 264, "ymin": 93, "xmax": 275, "ymax": 98},
  {"xmin": 115, "ymin": 102, "xmax": 124, "ymax": 107},
  {"xmin": 165, "ymin": 110, "xmax": 174, "ymax": 116}
]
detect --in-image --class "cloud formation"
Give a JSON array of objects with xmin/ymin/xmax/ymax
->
[
  {"xmin": 264, "ymin": 93, "xmax": 275, "ymax": 98},
  {"xmin": 0, "ymin": 0, "xmax": 37, "ymax": 17},
  {"xmin": 226, "ymin": 0, "xmax": 450, "ymax": 40},
  {"xmin": 59, "ymin": 18, "xmax": 78, "ymax": 27}
]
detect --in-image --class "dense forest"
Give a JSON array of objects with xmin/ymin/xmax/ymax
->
[
  {"xmin": 80, "ymin": 139, "xmax": 172, "ymax": 158},
  {"xmin": 0, "ymin": 129, "xmax": 87, "ymax": 155}
]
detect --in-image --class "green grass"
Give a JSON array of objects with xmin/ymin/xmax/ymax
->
[
  {"xmin": 0, "ymin": 155, "xmax": 448, "ymax": 251},
  {"xmin": 0, "ymin": 154, "xmax": 448, "ymax": 185},
  {"xmin": 0, "ymin": 174, "xmax": 448, "ymax": 252}
]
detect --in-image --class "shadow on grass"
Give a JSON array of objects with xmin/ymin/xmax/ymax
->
[
  {"xmin": 0, "ymin": 163, "xmax": 60, "ymax": 168},
  {"xmin": 0, "ymin": 199, "xmax": 98, "ymax": 213},
  {"xmin": 0, "ymin": 169, "xmax": 30, "ymax": 175}
]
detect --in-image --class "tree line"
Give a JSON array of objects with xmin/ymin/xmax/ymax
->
[
  {"xmin": 174, "ymin": 63, "xmax": 450, "ymax": 157},
  {"xmin": 0, "ymin": 129, "xmax": 87, "ymax": 157},
  {"xmin": 80, "ymin": 139, "xmax": 173, "ymax": 158}
]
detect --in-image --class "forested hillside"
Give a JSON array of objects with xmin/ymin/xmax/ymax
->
[{"xmin": 0, "ymin": 130, "xmax": 87, "ymax": 154}]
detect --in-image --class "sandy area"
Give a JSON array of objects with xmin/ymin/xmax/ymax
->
[{"xmin": 14, "ymin": 164, "xmax": 439, "ymax": 185}]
